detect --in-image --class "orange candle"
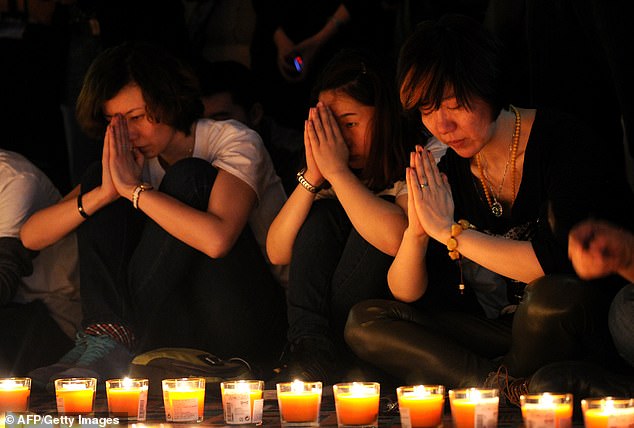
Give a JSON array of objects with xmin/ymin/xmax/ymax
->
[
  {"xmin": 449, "ymin": 388, "xmax": 499, "ymax": 428},
  {"xmin": 162, "ymin": 378, "xmax": 206, "ymax": 423},
  {"xmin": 277, "ymin": 381, "xmax": 322, "ymax": 424},
  {"xmin": 54, "ymin": 378, "xmax": 96, "ymax": 415},
  {"xmin": 0, "ymin": 378, "xmax": 31, "ymax": 412},
  {"xmin": 106, "ymin": 378, "xmax": 148, "ymax": 420},
  {"xmin": 397, "ymin": 385, "xmax": 445, "ymax": 428},
  {"xmin": 334, "ymin": 382, "xmax": 380, "ymax": 426},
  {"xmin": 582, "ymin": 398, "xmax": 634, "ymax": 428},
  {"xmin": 520, "ymin": 393, "xmax": 573, "ymax": 428},
  {"xmin": 221, "ymin": 380, "xmax": 265, "ymax": 425}
]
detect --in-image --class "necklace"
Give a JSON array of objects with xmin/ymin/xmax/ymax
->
[{"xmin": 475, "ymin": 104, "xmax": 521, "ymax": 217}]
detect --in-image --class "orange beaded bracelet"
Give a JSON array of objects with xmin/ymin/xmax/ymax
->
[{"xmin": 446, "ymin": 219, "xmax": 476, "ymax": 294}]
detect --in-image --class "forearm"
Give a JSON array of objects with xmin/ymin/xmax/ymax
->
[
  {"xmin": 20, "ymin": 186, "xmax": 112, "ymax": 250},
  {"xmin": 313, "ymin": 3, "xmax": 350, "ymax": 44},
  {"xmin": 445, "ymin": 229, "xmax": 544, "ymax": 283},
  {"xmin": 388, "ymin": 229, "xmax": 430, "ymax": 302},
  {"xmin": 266, "ymin": 184, "xmax": 316, "ymax": 265},
  {"xmin": 328, "ymin": 170, "xmax": 407, "ymax": 256},
  {"xmin": 134, "ymin": 189, "xmax": 248, "ymax": 259}
]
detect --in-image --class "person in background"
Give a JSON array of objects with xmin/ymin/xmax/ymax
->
[
  {"xmin": 0, "ymin": 149, "xmax": 81, "ymax": 375},
  {"xmin": 529, "ymin": 219, "xmax": 634, "ymax": 400},
  {"xmin": 266, "ymin": 48, "xmax": 444, "ymax": 384},
  {"xmin": 344, "ymin": 14, "xmax": 634, "ymax": 406},
  {"xmin": 21, "ymin": 41, "xmax": 287, "ymax": 388},
  {"xmin": 196, "ymin": 60, "xmax": 304, "ymax": 195}
]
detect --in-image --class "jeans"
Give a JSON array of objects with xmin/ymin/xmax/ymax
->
[
  {"xmin": 77, "ymin": 158, "xmax": 286, "ymax": 362},
  {"xmin": 286, "ymin": 199, "xmax": 394, "ymax": 351},
  {"xmin": 609, "ymin": 283, "xmax": 634, "ymax": 367},
  {"xmin": 345, "ymin": 274, "xmax": 616, "ymax": 387}
]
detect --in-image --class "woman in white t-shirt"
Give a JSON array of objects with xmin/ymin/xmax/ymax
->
[
  {"xmin": 21, "ymin": 41, "xmax": 287, "ymax": 387},
  {"xmin": 266, "ymin": 49, "xmax": 445, "ymax": 384}
]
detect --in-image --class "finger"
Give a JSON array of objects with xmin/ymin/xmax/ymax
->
[
  {"xmin": 310, "ymin": 107, "xmax": 327, "ymax": 144},
  {"xmin": 441, "ymin": 173, "xmax": 452, "ymax": 197},
  {"xmin": 420, "ymin": 149, "xmax": 441, "ymax": 187},
  {"xmin": 413, "ymin": 151, "xmax": 428, "ymax": 187},
  {"xmin": 319, "ymin": 103, "xmax": 340, "ymax": 142}
]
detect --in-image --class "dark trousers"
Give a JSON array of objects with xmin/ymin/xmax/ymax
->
[
  {"xmin": 345, "ymin": 275, "xmax": 617, "ymax": 387},
  {"xmin": 0, "ymin": 300, "xmax": 73, "ymax": 376},
  {"xmin": 286, "ymin": 199, "xmax": 393, "ymax": 352},
  {"xmin": 77, "ymin": 158, "xmax": 286, "ymax": 362}
]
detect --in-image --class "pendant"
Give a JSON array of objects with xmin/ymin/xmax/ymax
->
[{"xmin": 491, "ymin": 201, "xmax": 503, "ymax": 217}]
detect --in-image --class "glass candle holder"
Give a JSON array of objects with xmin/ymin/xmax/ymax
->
[
  {"xmin": 106, "ymin": 378, "xmax": 149, "ymax": 421},
  {"xmin": 162, "ymin": 377, "xmax": 206, "ymax": 423},
  {"xmin": 0, "ymin": 378, "xmax": 31, "ymax": 412},
  {"xmin": 54, "ymin": 378, "xmax": 96, "ymax": 415},
  {"xmin": 582, "ymin": 397, "xmax": 634, "ymax": 428},
  {"xmin": 449, "ymin": 388, "xmax": 499, "ymax": 428},
  {"xmin": 277, "ymin": 380, "xmax": 322, "ymax": 426},
  {"xmin": 397, "ymin": 385, "xmax": 445, "ymax": 428},
  {"xmin": 221, "ymin": 380, "xmax": 265, "ymax": 425},
  {"xmin": 333, "ymin": 382, "xmax": 381, "ymax": 428},
  {"xmin": 520, "ymin": 392, "xmax": 573, "ymax": 428}
]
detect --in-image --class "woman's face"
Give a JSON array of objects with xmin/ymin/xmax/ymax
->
[
  {"xmin": 419, "ymin": 95, "xmax": 495, "ymax": 158},
  {"xmin": 102, "ymin": 83, "xmax": 177, "ymax": 159},
  {"xmin": 318, "ymin": 89, "xmax": 375, "ymax": 169}
]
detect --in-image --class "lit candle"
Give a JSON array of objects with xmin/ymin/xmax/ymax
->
[
  {"xmin": 162, "ymin": 377, "xmax": 206, "ymax": 423},
  {"xmin": 397, "ymin": 385, "xmax": 445, "ymax": 428},
  {"xmin": 106, "ymin": 378, "xmax": 148, "ymax": 421},
  {"xmin": 333, "ymin": 382, "xmax": 380, "ymax": 427},
  {"xmin": 220, "ymin": 380, "xmax": 265, "ymax": 425},
  {"xmin": 582, "ymin": 397, "xmax": 634, "ymax": 428},
  {"xmin": 520, "ymin": 393, "xmax": 573, "ymax": 428},
  {"xmin": 449, "ymin": 388, "xmax": 499, "ymax": 428},
  {"xmin": 0, "ymin": 378, "xmax": 31, "ymax": 412},
  {"xmin": 54, "ymin": 378, "xmax": 96, "ymax": 415},
  {"xmin": 277, "ymin": 380, "xmax": 322, "ymax": 426}
]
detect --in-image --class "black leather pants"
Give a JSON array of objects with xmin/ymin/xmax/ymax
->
[{"xmin": 345, "ymin": 275, "xmax": 615, "ymax": 388}]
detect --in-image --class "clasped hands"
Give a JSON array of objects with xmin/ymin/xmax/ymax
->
[
  {"xmin": 301, "ymin": 102, "xmax": 350, "ymax": 188},
  {"xmin": 406, "ymin": 145, "xmax": 455, "ymax": 243},
  {"xmin": 99, "ymin": 114, "xmax": 145, "ymax": 203}
]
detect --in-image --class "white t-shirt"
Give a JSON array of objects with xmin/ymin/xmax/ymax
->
[
  {"xmin": 0, "ymin": 150, "xmax": 81, "ymax": 338},
  {"xmin": 143, "ymin": 119, "xmax": 288, "ymax": 283}
]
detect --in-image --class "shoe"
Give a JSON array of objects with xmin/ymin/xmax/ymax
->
[
  {"xmin": 483, "ymin": 365, "xmax": 529, "ymax": 407},
  {"xmin": 29, "ymin": 332, "xmax": 89, "ymax": 390},
  {"xmin": 54, "ymin": 334, "xmax": 134, "ymax": 384},
  {"xmin": 268, "ymin": 337, "xmax": 338, "ymax": 388}
]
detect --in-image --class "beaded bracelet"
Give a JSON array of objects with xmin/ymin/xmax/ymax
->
[
  {"xmin": 296, "ymin": 168, "xmax": 322, "ymax": 194},
  {"xmin": 446, "ymin": 219, "xmax": 476, "ymax": 294}
]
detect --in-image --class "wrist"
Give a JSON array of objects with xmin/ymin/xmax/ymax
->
[
  {"xmin": 303, "ymin": 169, "xmax": 325, "ymax": 188},
  {"xmin": 132, "ymin": 183, "xmax": 153, "ymax": 209}
]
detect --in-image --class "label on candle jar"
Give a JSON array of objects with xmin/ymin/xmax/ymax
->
[
  {"xmin": 524, "ymin": 409, "xmax": 571, "ymax": 428},
  {"xmin": 224, "ymin": 393, "xmax": 263, "ymax": 424},
  {"xmin": 400, "ymin": 407, "xmax": 413, "ymax": 428},
  {"xmin": 137, "ymin": 390, "xmax": 147, "ymax": 421},
  {"xmin": 169, "ymin": 398, "xmax": 199, "ymax": 422},
  {"xmin": 474, "ymin": 401, "xmax": 498, "ymax": 428}
]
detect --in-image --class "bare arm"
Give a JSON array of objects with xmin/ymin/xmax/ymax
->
[
  {"xmin": 410, "ymin": 148, "xmax": 544, "ymax": 284},
  {"xmin": 308, "ymin": 103, "xmax": 407, "ymax": 256}
]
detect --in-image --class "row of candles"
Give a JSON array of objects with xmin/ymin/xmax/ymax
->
[{"xmin": 1, "ymin": 377, "xmax": 634, "ymax": 427}]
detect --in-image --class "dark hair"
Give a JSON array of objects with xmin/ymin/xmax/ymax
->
[
  {"xmin": 76, "ymin": 41, "xmax": 203, "ymax": 139},
  {"xmin": 398, "ymin": 14, "xmax": 507, "ymax": 121},
  {"xmin": 312, "ymin": 49, "xmax": 410, "ymax": 191},
  {"xmin": 196, "ymin": 60, "xmax": 260, "ymax": 110}
]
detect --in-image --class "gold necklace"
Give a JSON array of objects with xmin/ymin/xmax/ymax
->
[{"xmin": 475, "ymin": 105, "xmax": 521, "ymax": 217}]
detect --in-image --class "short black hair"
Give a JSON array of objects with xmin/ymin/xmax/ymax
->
[
  {"xmin": 398, "ymin": 14, "xmax": 508, "ymax": 120},
  {"xmin": 76, "ymin": 41, "xmax": 203, "ymax": 139}
]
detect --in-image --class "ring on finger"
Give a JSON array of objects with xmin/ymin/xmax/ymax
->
[{"xmin": 420, "ymin": 182, "xmax": 429, "ymax": 189}]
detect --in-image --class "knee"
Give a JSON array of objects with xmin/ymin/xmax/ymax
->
[
  {"xmin": 521, "ymin": 274, "xmax": 593, "ymax": 319},
  {"xmin": 160, "ymin": 158, "xmax": 217, "ymax": 209},
  {"xmin": 344, "ymin": 299, "xmax": 396, "ymax": 360},
  {"xmin": 609, "ymin": 284, "xmax": 634, "ymax": 365}
]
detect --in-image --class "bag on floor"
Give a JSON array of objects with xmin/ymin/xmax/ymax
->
[{"xmin": 129, "ymin": 347, "xmax": 252, "ymax": 396}]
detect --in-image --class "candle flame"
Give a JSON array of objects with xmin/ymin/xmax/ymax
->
[
  {"xmin": 413, "ymin": 385, "xmax": 431, "ymax": 397},
  {"xmin": 467, "ymin": 388, "xmax": 482, "ymax": 402},
  {"xmin": 122, "ymin": 377, "xmax": 133, "ymax": 388},
  {"xmin": 602, "ymin": 398, "xmax": 615, "ymax": 413},
  {"xmin": 538, "ymin": 393, "xmax": 554, "ymax": 407},
  {"xmin": 0, "ymin": 379, "xmax": 19, "ymax": 389}
]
